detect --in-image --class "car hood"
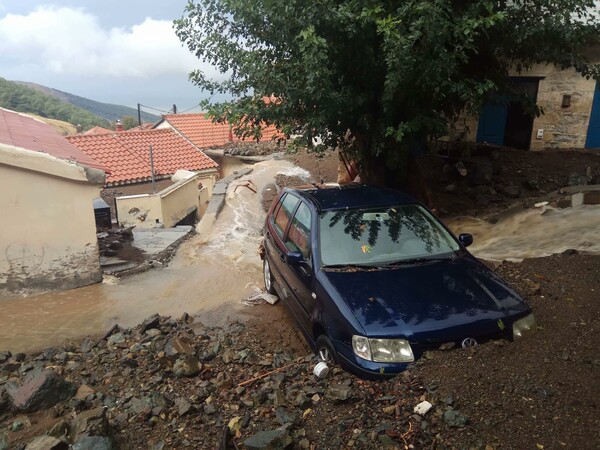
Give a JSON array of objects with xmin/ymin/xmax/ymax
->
[{"xmin": 323, "ymin": 256, "xmax": 529, "ymax": 343}]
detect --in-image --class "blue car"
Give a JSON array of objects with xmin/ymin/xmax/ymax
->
[{"xmin": 261, "ymin": 184, "xmax": 536, "ymax": 379}]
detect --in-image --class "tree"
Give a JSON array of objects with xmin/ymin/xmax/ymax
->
[
  {"xmin": 175, "ymin": 0, "xmax": 599, "ymax": 184},
  {"xmin": 122, "ymin": 116, "xmax": 139, "ymax": 130}
]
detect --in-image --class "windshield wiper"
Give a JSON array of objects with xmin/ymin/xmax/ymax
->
[
  {"xmin": 323, "ymin": 263, "xmax": 386, "ymax": 272},
  {"xmin": 383, "ymin": 256, "xmax": 455, "ymax": 267}
]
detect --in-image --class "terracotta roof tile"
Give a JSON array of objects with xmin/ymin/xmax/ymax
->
[
  {"xmin": 0, "ymin": 108, "xmax": 107, "ymax": 172},
  {"xmin": 83, "ymin": 126, "xmax": 112, "ymax": 135},
  {"xmin": 161, "ymin": 113, "xmax": 281, "ymax": 148},
  {"xmin": 66, "ymin": 128, "xmax": 218, "ymax": 185}
]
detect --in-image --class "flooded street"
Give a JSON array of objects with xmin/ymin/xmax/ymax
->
[
  {"xmin": 1, "ymin": 158, "xmax": 598, "ymax": 354},
  {"xmin": 447, "ymin": 204, "xmax": 600, "ymax": 261},
  {"xmin": 0, "ymin": 159, "xmax": 309, "ymax": 353}
]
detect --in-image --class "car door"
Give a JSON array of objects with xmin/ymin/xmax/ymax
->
[
  {"xmin": 264, "ymin": 193, "xmax": 300, "ymax": 300},
  {"xmin": 279, "ymin": 201, "xmax": 316, "ymax": 335}
]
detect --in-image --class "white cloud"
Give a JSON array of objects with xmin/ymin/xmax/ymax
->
[{"xmin": 0, "ymin": 5, "xmax": 216, "ymax": 78}]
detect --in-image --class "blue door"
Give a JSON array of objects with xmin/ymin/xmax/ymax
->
[
  {"xmin": 586, "ymin": 81, "xmax": 600, "ymax": 149},
  {"xmin": 476, "ymin": 98, "xmax": 508, "ymax": 145}
]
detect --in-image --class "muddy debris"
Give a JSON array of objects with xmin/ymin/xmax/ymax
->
[{"xmin": 1, "ymin": 254, "xmax": 598, "ymax": 449}]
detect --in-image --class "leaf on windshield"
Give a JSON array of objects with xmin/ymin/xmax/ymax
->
[{"xmin": 361, "ymin": 244, "xmax": 372, "ymax": 254}]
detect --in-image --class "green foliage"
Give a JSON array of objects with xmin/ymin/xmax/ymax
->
[
  {"xmin": 0, "ymin": 78, "xmax": 111, "ymax": 131},
  {"xmin": 122, "ymin": 116, "xmax": 139, "ymax": 130},
  {"xmin": 175, "ymin": 0, "xmax": 599, "ymax": 176}
]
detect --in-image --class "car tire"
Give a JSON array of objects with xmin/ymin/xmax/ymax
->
[
  {"xmin": 315, "ymin": 335, "xmax": 337, "ymax": 364},
  {"xmin": 263, "ymin": 257, "xmax": 276, "ymax": 295}
]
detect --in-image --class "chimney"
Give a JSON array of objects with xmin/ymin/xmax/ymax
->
[{"xmin": 115, "ymin": 120, "xmax": 124, "ymax": 133}]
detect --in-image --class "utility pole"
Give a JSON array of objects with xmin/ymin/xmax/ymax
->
[
  {"xmin": 172, "ymin": 104, "xmax": 177, "ymax": 114},
  {"xmin": 137, "ymin": 103, "xmax": 142, "ymax": 126},
  {"xmin": 149, "ymin": 145, "xmax": 156, "ymax": 193}
]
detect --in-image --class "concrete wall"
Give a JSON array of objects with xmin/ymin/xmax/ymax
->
[
  {"xmin": 0, "ymin": 144, "xmax": 104, "ymax": 300},
  {"xmin": 447, "ymin": 60, "xmax": 598, "ymax": 150},
  {"xmin": 116, "ymin": 171, "xmax": 217, "ymax": 229}
]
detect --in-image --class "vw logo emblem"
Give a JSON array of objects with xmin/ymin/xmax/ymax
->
[{"xmin": 461, "ymin": 338, "xmax": 478, "ymax": 348}]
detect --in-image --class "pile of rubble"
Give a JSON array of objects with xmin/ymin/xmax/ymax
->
[{"xmin": 0, "ymin": 314, "xmax": 472, "ymax": 450}]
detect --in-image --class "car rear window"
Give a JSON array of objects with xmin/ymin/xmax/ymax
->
[{"xmin": 273, "ymin": 194, "xmax": 299, "ymax": 239}]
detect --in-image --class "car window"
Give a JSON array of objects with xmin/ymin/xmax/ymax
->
[
  {"xmin": 273, "ymin": 194, "xmax": 299, "ymax": 239},
  {"xmin": 285, "ymin": 202, "xmax": 312, "ymax": 258},
  {"xmin": 319, "ymin": 204, "xmax": 460, "ymax": 265}
]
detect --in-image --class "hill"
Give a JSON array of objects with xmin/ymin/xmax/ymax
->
[
  {"xmin": 28, "ymin": 114, "xmax": 77, "ymax": 136},
  {"xmin": 16, "ymin": 81, "xmax": 159, "ymax": 124},
  {"xmin": 0, "ymin": 78, "xmax": 112, "ymax": 131}
]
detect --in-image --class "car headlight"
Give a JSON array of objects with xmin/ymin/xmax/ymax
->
[
  {"xmin": 512, "ymin": 314, "xmax": 537, "ymax": 339},
  {"xmin": 352, "ymin": 336, "xmax": 414, "ymax": 363}
]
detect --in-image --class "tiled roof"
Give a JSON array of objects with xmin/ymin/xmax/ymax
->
[
  {"xmin": 160, "ymin": 113, "xmax": 281, "ymax": 148},
  {"xmin": 83, "ymin": 126, "xmax": 112, "ymax": 135},
  {"xmin": 66, "ymin": 128, "xmax": 218, "ymax": 185},
  {"xmin": 0, "ymin": 108, "xmax": 107, "ymax": 172}
]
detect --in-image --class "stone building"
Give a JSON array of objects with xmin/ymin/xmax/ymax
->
[{"xmin": 453, "ymin": 50, "xmax": 600, "ymax": 151}]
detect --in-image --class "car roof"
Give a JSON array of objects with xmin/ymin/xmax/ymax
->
[{"xmin": 285, "ymin": 184, "xmax": 417, "ymax": 211}]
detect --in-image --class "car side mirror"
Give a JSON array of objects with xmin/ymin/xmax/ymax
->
[
  {"xmin": 285, "ymin": 251, "xmax": 304, "ymax": 265},
  {"xmin": 459, "ymin": 233, "xmax": 473, "ymax": 248}
]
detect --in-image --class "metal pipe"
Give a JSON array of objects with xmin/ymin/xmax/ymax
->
[{"xmin": 149, "ymin": 145, "xmax": 156, "ymax": 193}]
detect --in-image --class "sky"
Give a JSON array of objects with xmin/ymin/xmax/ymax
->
[{"xmin": 0, "ymin": 0, "xmax": 221, "ymax": 114}]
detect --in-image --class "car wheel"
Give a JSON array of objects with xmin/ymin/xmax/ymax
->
[
  {"xmin": 263, "ymin": 257, "xmax": 276, "ymax": 295},
  {"xmin": 315, "ymin": 335, "xmax": 337, "ymax": 364}
]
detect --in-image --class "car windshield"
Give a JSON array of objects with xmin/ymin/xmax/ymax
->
[{"xmin": 319, "ymin": 204, "xmax": 460, "ymax": 266}]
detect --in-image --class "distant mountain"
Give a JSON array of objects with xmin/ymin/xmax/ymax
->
[
  {"xmin": 0, "ymin": 77, "xmax": 111, "ymax": 132},
  {"xmin": 15, "ymin": 81, "xmax": 160, "ymax": 124}
]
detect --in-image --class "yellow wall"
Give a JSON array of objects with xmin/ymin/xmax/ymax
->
[
  {"xmin": 116, "ymin": 172, "xmax": 216, "ymax": 229},
  {"xmin": 0, "ymin": 146, "xmax": 103, "ymax": 299}
]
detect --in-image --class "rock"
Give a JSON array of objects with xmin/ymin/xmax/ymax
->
[
  {"xmin": 107, "ymin": 333, "xmax": 125, "ymax": 346},
  {"xmin": 443, "ymin": 410, "xmax": 468, "ymax": 427},
  {"xmin": 455, "ymin": 161, "xmax": 468, "ymax": 177},
  {"xmin": 72, "ymin": 436, "xmax": 112, "ymax": 450},
  {"xmin": 6, "ymin": 368, "xmax": 77, "ymax": 412},
  {"xmin": 47, "ymin": 421, "xmax": 71, "ymax": 440},
  {"xmin": 562, "ymin": 249, "xmax": 578, "ymax": 256},
  {"xmin": 275, "ymin": 407, "xmax": 297, "ymax": 426},
  {"xmin": 377, "ymin": 434, "xmax": 398, "ymax": 448},
  {"xmin": 108, "ymin": 241, "xmax": 123, "ymax": 250},
  {"xmin": 70, "ymin": 407, "xmax": 108, "ymax": 442},
  {"xmin": 0, "ymin": 350, "xmax": 11, "ymax": 363},
  {"xmin": 568, "ymin": 172, "xmax": 587, "ymax": 186},
  {"xmin": 438, "ymin": 342, "xmax": 455, "ymax": 351},
  {"xmin": 243, "ymin": 428, "xmax": 292, "ymax": 450},
  {"xmin": 501, "ymin": 184, "xmax": 520, "ymax": 198},
  {"xmin": 175, "ymin": 398, "xmax": 193, "ymax": 417},
  {"xmin": 414, "ymin": 400, "xmax": 433, "ymax": 416},
  {"xmin": 0, "ymin": 432, "xmax": 7, "ymax": 450},
  {"xmin": 12, "ymin": 419, "xmax": 25, "ymax": 431},
  {"xmin": 444, "ymin": 184, "xmax": 456, "ymax": 192},
  {"xmin": 524, "ymin": 178, "xmax": 540, "ymax": 191},
  {"xmin": 140, "ymin": 314, "xmax": 161, "ymax": 333},
  {"xmin": 79, "ymin": 338, "xmax": 95, "ymax": 354},
  {"xmin": 327, "ymin": 384, "xmax": 351, "ymax": 402},
  {"xmin": 75, "ymin": 385, "xmax": 96, "ymax": 400},
  {"xmin": 470, "ymin": 157, "xmax": 493, "ymax": 185},
  {"xmin": 173, "ymin": 355, "xmax": 201, "ymax": 377},
  {"xmin": 165, "ymin": 334, "xmax": 195, "ymax": 358},
  {"xmin": 24, "ymin": 436, "xmax": 68, "ymax": 450}
]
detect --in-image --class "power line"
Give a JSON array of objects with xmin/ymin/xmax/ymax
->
[
  {"xmin": 138, "ymin": 103, "xmax": 171, "ymax": 114},
  {"xmin": 179, "ymin": 104, "xmax": 203, "ymax": 114}
]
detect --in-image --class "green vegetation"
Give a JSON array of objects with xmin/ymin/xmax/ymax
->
[
  {"xmin": 176, "ymin": 0, "xmax": 599, "ymax": 184},
  {"xmin": 0, "ymin": 78, "xmax": 111, "ymax": 131}
]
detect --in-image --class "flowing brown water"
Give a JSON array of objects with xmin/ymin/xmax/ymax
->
[
  {"xmin": 447, "ymin": 204, "xmax": 600, "ymax": 262},
  {"xmin": 0, "ymin": 159, "xmax": 310, "ymax": 353}
]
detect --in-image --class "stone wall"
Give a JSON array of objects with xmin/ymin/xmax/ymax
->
[{"xmin": 523, "ymin": 65, "xmax": 596, "ymax": 150}]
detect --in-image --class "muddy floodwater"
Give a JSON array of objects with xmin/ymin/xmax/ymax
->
[
  {"xmin": 0, "ymin": 159, "xmax": 310, "ymax": 353},
  {"xmin": 447, "ymin": 204, "xmax": 600, "ymax": 261}
]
